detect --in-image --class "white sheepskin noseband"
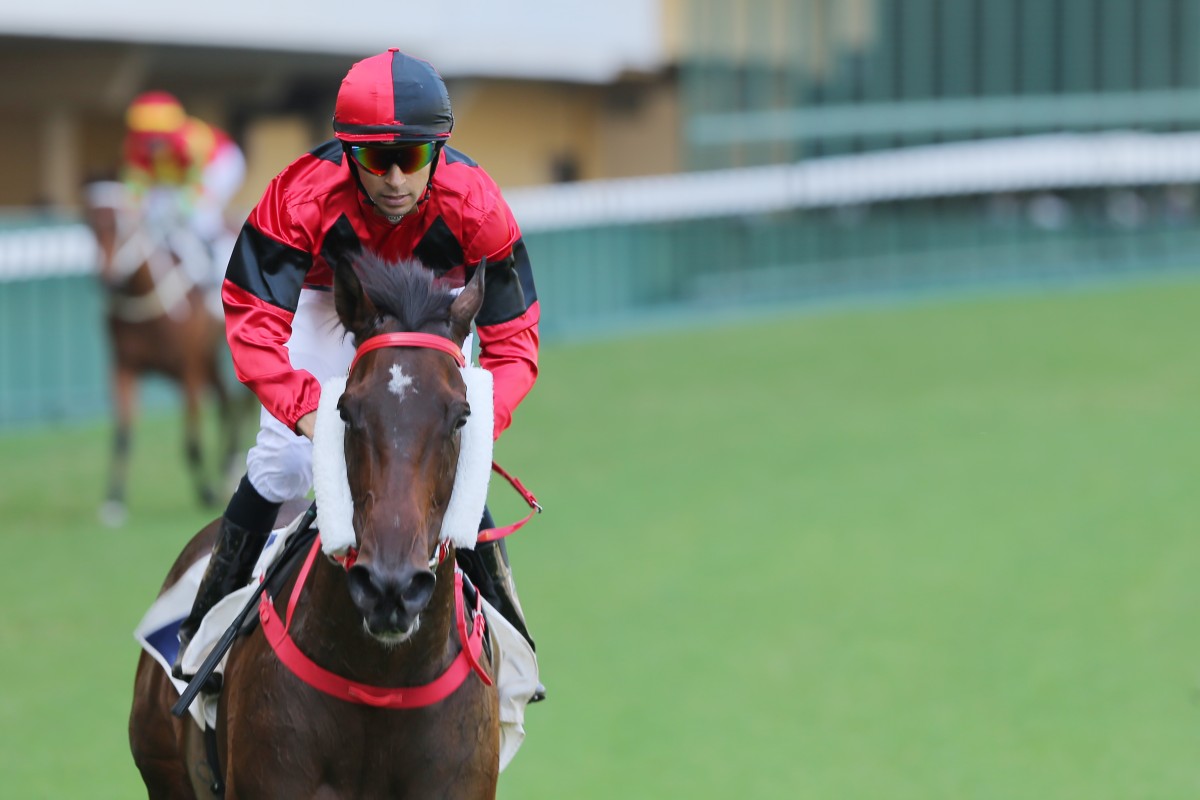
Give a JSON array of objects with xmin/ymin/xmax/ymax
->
[{"xmin": 312, "ymin": 365, "xmax": 494, "ymax": 557}]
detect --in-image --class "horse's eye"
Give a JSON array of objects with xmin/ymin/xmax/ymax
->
[
  {"xmin": 337, "ymin": 396, "xmax": 357, "ymax": 428},
  {"xmin": 453, "ymin": 403, "xmax": 471, "ymax": 431}
]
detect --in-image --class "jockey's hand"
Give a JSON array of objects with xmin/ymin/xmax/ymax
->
[{"xmin": 296, "ymin": 411, "xmax": 316, "ymax": 440}]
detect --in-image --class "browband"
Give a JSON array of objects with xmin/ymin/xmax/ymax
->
[{"xmin": 350, "ymin": 332, "xmax": 465, "ymax": 374}]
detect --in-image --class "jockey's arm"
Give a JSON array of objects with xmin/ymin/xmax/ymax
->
[{"xmin": 296, "ymin": 411, "xmax": 316, "ymax": 440}]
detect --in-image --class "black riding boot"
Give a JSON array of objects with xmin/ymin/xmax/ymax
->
[
  {"xmin": 457, "ymin": 509, "xmax": 545, "ymax": 702},
  {"xmin": 171, "ymin": 517, "xmax": 269, "ymax": 681},
  {"xmin": 172, "ymin": 476, "xmax": 279, "ymax": 682}
]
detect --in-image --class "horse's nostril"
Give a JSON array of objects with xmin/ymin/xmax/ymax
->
[
  {"xmin": 346, "ymin": 565, "xmax": 380, "ymax": 608},
  {"xmin": 346, "ymin": 563, "xmax": 436, "ymax": 626},
  {"xmin": 403, "ymin": 571, "xmax": 436, "ymax": 611}
]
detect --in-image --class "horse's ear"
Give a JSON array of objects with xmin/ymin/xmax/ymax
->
[
  {"xmin": 449, "ymin": 257, "xmax": 486, "ymax": 345},
  {"xmin": 333, "ymin": 258, "xmax": 377, "ymax": 339}
]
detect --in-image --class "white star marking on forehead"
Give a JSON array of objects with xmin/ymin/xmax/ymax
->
[{"xmin": 388, "ymin": 364, "xmax": 417, "ymax": 402}]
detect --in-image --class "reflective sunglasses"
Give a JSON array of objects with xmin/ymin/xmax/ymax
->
[{"xmin": 348, "ymin": 142, "xmax": 437, "ymax": 176}]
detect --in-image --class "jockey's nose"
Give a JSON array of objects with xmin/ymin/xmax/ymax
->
[
  {"xmin": 384, "ymin": 164, "xmax": 408, "ymax": 188},
  {"xmin": 346, "ymin": 563, "xmax": 436, "ymax": 635}
]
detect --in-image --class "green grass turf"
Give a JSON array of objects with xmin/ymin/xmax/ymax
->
[{"xmin": 2, "ymin": 278, "xmax": 1199, "ymax": 798}]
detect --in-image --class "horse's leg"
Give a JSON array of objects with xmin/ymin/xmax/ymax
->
[
  {"xmin": 100, "ymin": 366, "xmax": 136, "ymax": 527},
  {"xmin": 129, "ymin": 652, "xmax": 198, "ymax": 799},
  {"xmin": 207, "ymin": 356, "xmax": 242, "ymax": 499},
  {"xmin": 182, "ymin": 374, "xmax": 217, "ymax": 508}
]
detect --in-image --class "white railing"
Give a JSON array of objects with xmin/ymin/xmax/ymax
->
[
  {"xmin": 506, "ymin": 130, "xmax": 1200, "ymax": 230},
  {"xmin": 4, "ymin": 130, "xmax": 1200, "ymax": 281},
  {"xmin": 0, "ymin": 223, "xmax": 96, "ymax": 280}
]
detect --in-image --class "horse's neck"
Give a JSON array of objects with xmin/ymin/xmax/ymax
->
[
  {"xmin": 105, "ymin": 222, "xmax": 161, "ymax": 287},
  {"xmin": 286, "ymin": 555, "xmax": 461, "ymax": 686},
  {"xmin": 101, "ymin": 218, "xmax": 203, "ymax": 324}
]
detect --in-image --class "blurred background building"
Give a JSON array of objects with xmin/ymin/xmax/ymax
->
[
  {"xmin": 2, "ymin": 0, "xmax": 1199, "ymax": 424},
  {"xmin": 0, "ymin": 0, "xmax": 674, "ymax": 207}
]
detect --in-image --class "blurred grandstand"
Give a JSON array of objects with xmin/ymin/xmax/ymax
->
[{"xmin": 2, "ymin": 0, "xmax": 1198, "ymax": 425}]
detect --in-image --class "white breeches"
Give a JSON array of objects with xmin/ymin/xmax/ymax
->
[{"xmin": 246, "ymin": 289, "xmax": 356, "ymax": 504}]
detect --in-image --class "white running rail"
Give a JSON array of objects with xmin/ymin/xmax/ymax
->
[{"xmin": 5, "ymin": 130, "xmax": 1200, "ymax": 280}]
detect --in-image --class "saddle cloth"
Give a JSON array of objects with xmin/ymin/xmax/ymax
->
[{"xmin": 133, "ymin": 509, "xmax": 538, "ymax": 771}]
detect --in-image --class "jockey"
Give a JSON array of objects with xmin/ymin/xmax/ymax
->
[
  {"xmin": 122, "ymin": 90, "xmax": 246, "ymax": 287},
  {"xmin": 173, "ymin": 49, "xmax": 544, "ymax": 699}
]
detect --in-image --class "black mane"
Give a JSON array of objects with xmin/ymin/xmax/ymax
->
[{"xmin": 352, "ymin": 253, "xmax": 455, "ymax": 334}]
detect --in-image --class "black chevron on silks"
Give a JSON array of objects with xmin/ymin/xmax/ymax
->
[
  {"xmin": 412, "ymin": 216, "xmax": 465, "ymax": 275},
  {"xmin": 475, "ymin": 240, "xmax": 538, "ymax": 328},
  {"xmin": 226, "ymin": 225, "xmax": 312, "ymax": 313},
  {"xmin": 320, "ymin": 215, "xmax": 364, "ymax": 276}
]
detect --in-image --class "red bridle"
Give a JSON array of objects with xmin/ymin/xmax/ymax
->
[
  {"xmin": 260, "ymin": 331, "xmax": 490, "ymax": 707},
  {"xmin": 261, "ymin": 327, "xmax": 540, "ymax": 707},
  {"xmin": 334, "ymin": 331, "xmax": 465, "ymax": 572}
]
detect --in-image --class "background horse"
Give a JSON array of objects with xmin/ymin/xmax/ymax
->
[
  {"xmin": 129, "ymin": 256, "xmax": 500, "ymax": 798},
  {"xmin": 83, "ymin": 181, "xmax": 245, "ymax": 526}
]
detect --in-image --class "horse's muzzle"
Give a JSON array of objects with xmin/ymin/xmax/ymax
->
[{"xmin": 346, "ymin": 563, "xmax": 436, "ymax": 640}]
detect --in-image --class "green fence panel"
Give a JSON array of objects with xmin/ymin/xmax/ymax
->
[
  {"xmin": 3, "ymin": 200, "xmax": 1199, "ymax": 429},
  {"xmin": 0, "ymin": 272, "xmax": 195, "ymax": 428},
  {"xmin": 0, "ymin": 275, "xmax": 108, "ymax": 424},
  {"xmin": 521, "ymin": 186, "xmax": 1200, "ymax": 341},
  {"xmin": 683, "ymin": 0, "xmax": 1200, "ymax": 168}
]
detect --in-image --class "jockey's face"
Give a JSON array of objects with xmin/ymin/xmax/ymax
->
[
  {"xmin": 354, "ymin": 158, "xmax": 432, "ymax": 223},
  {"xmin": 355, "ymin": 161, "xmax": 432, "ymax": 220}
]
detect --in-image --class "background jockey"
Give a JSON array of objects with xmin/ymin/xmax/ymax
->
[
  {"xmin": 122, "ymin": 90, "xmax": 246, "ymax": 290},
  {"xmin": 172, "ymin": 49, "xmax": 545, "ymax": 701}
]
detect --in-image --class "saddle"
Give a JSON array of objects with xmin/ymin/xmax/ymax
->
[{"xmin": 133, "ymin": 508, "xmax": 317, "ymax": 728}]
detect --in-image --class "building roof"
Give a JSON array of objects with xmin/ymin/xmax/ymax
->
[{"xmin": 0, "ymin": 0, "xmax": 665, "ymax": 83}]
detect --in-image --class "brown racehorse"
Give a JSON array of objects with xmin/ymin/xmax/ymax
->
[
  {"xmin": 82, "ymin": 181, "xmax": 243, "ymax": 526},
  {"xmin": 129, "ymin": 256, "xmax": 501, "ymax": 798}
]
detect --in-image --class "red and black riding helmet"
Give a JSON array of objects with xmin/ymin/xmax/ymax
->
[{"xmin": 333, "ymin": 48, "xmax": 454, "ymax": 145}]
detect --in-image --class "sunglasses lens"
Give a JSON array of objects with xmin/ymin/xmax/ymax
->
[
  {"xmin": 350, "ymin": 143, "xmax": 436, "ymax": 175},
  {"xmin": 397, "ymin": 142, "xmax": 436, "ymax": 172},
  {"xmin": 349, "ymin": 147, "xmax": 387, "ymax": 175}
]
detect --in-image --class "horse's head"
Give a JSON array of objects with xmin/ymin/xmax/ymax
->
[
  {"xmin": 330, "ymin": 254, "xmax": 485, "ymax": 643},
  {"xmin": 82, "ymin": 181, "xmax": 131, "ymax": 279}
]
